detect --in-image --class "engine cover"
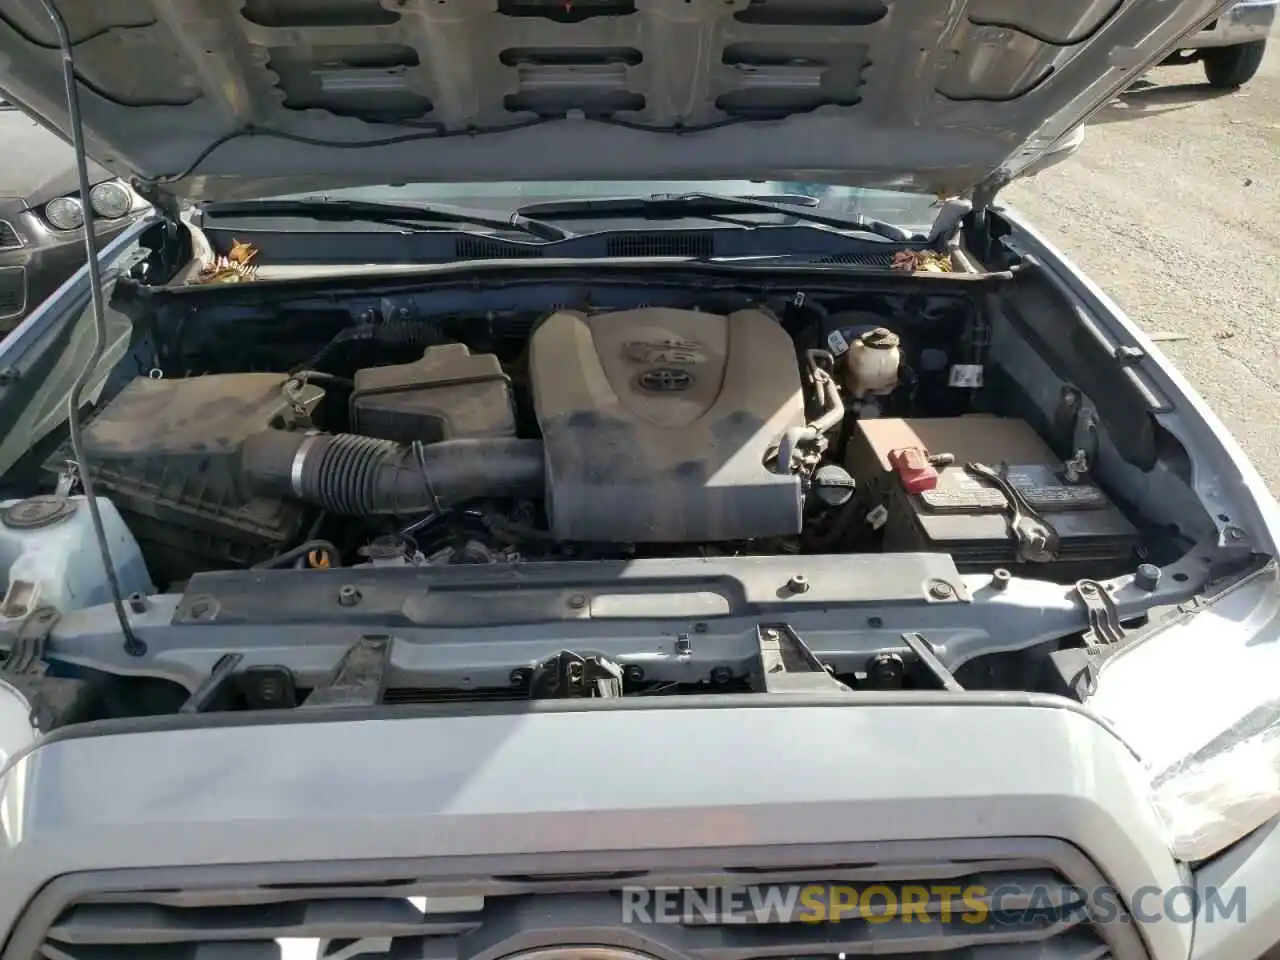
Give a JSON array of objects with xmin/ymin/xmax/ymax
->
[{"xmin": 529, "ymin": 306, "xmax": 805, "ymax": 542}]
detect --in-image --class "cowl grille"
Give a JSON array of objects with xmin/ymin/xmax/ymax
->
[
  {"xmin": 29, "ymin": 862, "xmax": 1120, "ymax": 960},
  {"xmin": 454, "ymin": 237, "xmax": 544, "ymax": 260},
  {"xmin": 813, "ymin": 251, "xmax": 896, "ymax": 266},
  {"xmin": 606, "ymin": 232, "xmax": 714, "ymax": 257}
]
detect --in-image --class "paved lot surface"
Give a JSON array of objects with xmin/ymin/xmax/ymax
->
[{"xmin": 1004, "ymin": 36, "xmax": 1280, "ymax": 495}]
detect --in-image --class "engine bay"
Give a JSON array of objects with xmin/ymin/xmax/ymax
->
[
  {"xmin": 1, "ymin": 265, "xmax": 1233, "ymax": 724},
  {"xmin": 36, "ymin": 291, "xmax": 1137, "ymax": 587}
]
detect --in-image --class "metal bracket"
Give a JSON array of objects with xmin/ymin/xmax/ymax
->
[
  {"xmin": 180, "ymin": 653, "xmax": 245, "ymax": 713},
  {"xmin": 754, "ymin": 622, "xmax": 852, "ymax": 694},
  {"xmin": 1076, "ymin": 579, "xmax": 1125, "ymax": 647},
  {"xmin": 529, "ymin": 650, "xmax": 625, "ymax": 699},
  {"xmin": 1, "ymin": 608, "xmax": 107, "ymax": 732},
  {"xmin": 1114, "ymin": 345, "xmax": 1145, "ymax": 365},
  {"xmin": 54, "ymin": 460, "xmax": 81, "ymax": 496},
  {"xmin": 302, "ymin": 635, "xmax": 393, "ymax": 709},
  {"xmin": 901, "ymin": 632, "xmax": 963, "ymax": 691},
  {"xmin": 1071, "ymin": 579, "xmax": 1127, "ymax": 699},
  {"xmin": 1063, "ymin": 450, "xmax": 1090, "ymax": 484},
  {"xmin": 1053, "ymin": 386, "xmax": 1101, "ymax": 468},
  {"xmin": 1, "ymin": 607, "xmax": 58, "ymax": 676}
]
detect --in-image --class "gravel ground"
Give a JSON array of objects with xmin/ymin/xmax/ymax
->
[{"xmin": 1004, "ymin": 33, "xmax": 1280, "ymax": 495}]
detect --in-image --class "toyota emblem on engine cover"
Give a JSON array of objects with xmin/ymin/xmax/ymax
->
[{"xmin": 639, "ymin": 367, "xmax": 693, "ymax": 392}]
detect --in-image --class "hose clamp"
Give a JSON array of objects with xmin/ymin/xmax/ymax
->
[{"xmin": 291, "ymin": 432, "xmax": 323, "ymax": 498}]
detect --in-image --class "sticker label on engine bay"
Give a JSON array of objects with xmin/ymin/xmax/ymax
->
[
  {"xmin": 826, "ymin": 329, "xmax": 851, "ymax": 355},
  {"xmin": 948, "ymin": 363, "xmax": 984, "ymax": 388},
  {"xmin": 919, "ymin": 466, "xmax": 1108, "ymax": 514}
]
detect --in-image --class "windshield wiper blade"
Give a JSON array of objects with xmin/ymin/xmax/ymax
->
[
  {"xmin": 200, "ymin": 198, "xmax": 570, "ymax": 242},
  {"xmin": 512, "ymin": 192, "xmax": 918, "ymax": 243}
]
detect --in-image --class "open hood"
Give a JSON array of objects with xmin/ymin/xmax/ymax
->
[
  {"xmin": 0, "ymin": 0, "xmax": 1229, "ymax": 205},
  {"xmin": 0, "ymin": 105, "xmax": 113, "ymax": 202}
]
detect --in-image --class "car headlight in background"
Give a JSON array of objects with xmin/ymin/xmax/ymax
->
[
  {"xmin": 43, "ymin": 195, "xmax": 84, "ymax": 231},
  {"xmin": 88, "ymin": 180, "xmax": 133, "ymax": 219},
  {"xmin": 42, "ymin": 180, "xmax": 138, "ymax": 231},
  {"xmin": 1086, "ymin": 562, "xmax": 1280, "ymax": 862}
]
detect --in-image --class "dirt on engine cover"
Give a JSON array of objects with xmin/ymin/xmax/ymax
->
[{"xmin": 528, "ymin": 306, "xmax": 807, "ymax": 543}]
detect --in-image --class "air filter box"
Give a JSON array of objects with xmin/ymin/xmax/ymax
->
[
  {"xmin": 44, "ymin": 374, "xmax": 314, "ymax": 584},
  {"xmin": 846, "ymin": 415, "xmax": 1138, "ymax": 579},
  {"xmin": 351, "ymin": 344, "xmax": 516, "ymax": 444}
]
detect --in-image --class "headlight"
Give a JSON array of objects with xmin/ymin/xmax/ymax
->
[
  {"xmin": 43, "ymin": 195, "xmax": 83, "ymax": 231},
  {"xmin": 1086, "ymin": 563, "xmax": 1280, "ymax": 861},
  {"xmin": 88, "ymin": 180, "xmax": 133, "ymax": 219}
]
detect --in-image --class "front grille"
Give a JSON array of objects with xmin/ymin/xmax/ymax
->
[
  {"xmin": 0, "ymin": 266, "xmax": 27, "ymax": 320},
  {"xmin": 0, "ymin": 219, "xmax": 20, "ymax": 249},
  {"xmin": 12, "ymin": 847, "xmax": 1135, "ymax": 960}
]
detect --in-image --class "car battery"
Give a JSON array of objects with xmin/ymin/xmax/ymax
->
[{"xmin": 845, "ymin": 415, "xmax": 1139, "ymax": 578}]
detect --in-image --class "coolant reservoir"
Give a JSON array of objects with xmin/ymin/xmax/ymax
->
[
  {"xmin": 0, "ymin": 495, "xmax": 152, "ymax": 621},
  {"xmin": 844, "ymin": 328, "xmax": 901, "ymax": 398}
]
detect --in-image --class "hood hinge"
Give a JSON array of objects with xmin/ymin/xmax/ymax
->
[
  {"xmin": 972, "ymin": 177, "xmax": 1006, "ymax": 218},
  {"xmin": 955, "ymin": 178, "xmax": 1006, "ymax": 256},
  {"xmin": 926, "ymin": 196, "xmax": 974, "ymax": 250},
  {"xmin": 131, "ymin": 177, "xmax": 184, "ymax": 223}
]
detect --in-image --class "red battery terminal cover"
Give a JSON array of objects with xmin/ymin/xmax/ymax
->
[{"xmin": 888, "ymin": 446, "xmax": 939, "ymax": 494}]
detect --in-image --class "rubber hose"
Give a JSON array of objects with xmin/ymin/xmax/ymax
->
[
  {"xmin": 241, "ymin": 430, "xmax": 545, "ymax": 516},
  {"xmin": 293, "ymin": 322, "xmax": 442, "ymax": 375},
  {"xmin": 252, "ymin": 539, "xmax": 343, "ymax": 570}
]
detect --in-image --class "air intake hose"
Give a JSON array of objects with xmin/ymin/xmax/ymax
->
[{"xmin": 241, "ymin": 430, "xmax": 545, "ymax": 516}]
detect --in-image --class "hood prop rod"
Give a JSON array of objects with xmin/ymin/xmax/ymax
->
[{"xmin": 39, "ymin": 0, "xmax": 146, "ymax": 657}]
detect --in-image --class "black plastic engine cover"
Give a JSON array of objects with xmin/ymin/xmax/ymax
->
[{"xmin": 529, "ymin": 307, "xmax": 805, "ymax": 543}]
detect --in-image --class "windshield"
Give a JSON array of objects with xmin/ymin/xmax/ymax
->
[{"xmin": 271, "ymin": 180, "xmax": 942, "ymax": 234}]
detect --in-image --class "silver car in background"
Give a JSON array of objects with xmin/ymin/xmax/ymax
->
[{"xmin": 1162, "ymin": 0, "xmax": 1276, "ymax": 87}]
